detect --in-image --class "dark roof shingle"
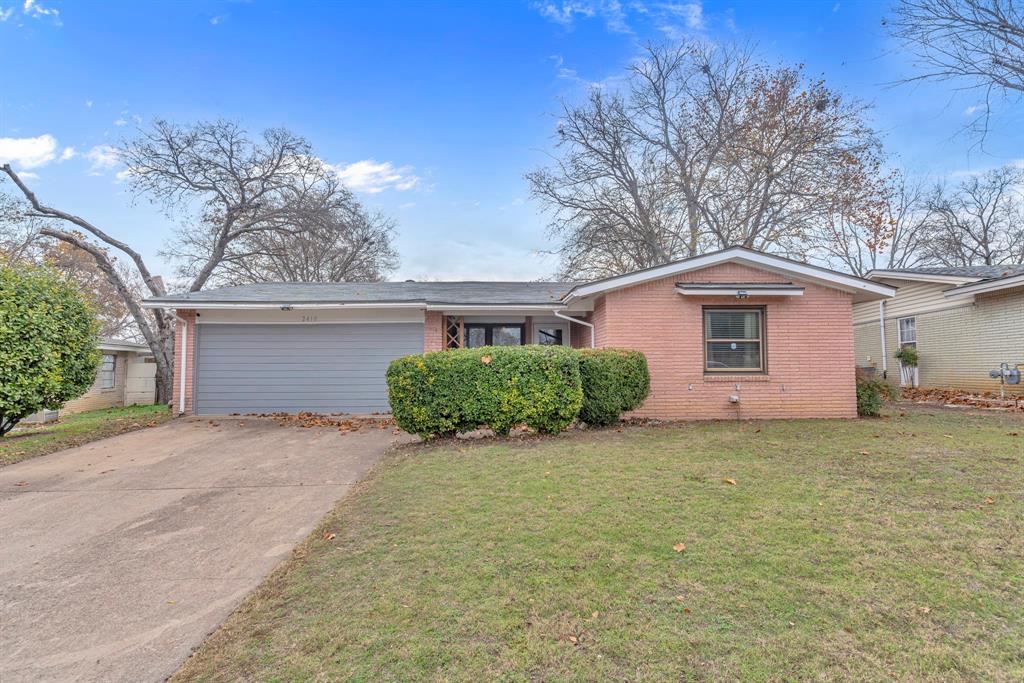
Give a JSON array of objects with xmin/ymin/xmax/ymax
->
[{"xmin": 145, "ymin": 281, "xmax": 579, "ymax": 306}]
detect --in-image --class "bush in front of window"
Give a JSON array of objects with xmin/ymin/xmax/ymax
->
[
  {"xmin": 894, "ymin": 345, "xmax": 919, "ymax": 367},
  {"xmin": 577, "ymin": 349, "xmax": 651, "ymax": 426},
  {"xmin": 386, "ymin": 345, "xmax": 583, "ymax": 438},
  {"xmin": 856, "ymin": 377, "xmax": 890, "ymax": 417},
  {"xmin": 0, "ymin": 265, "xmax": 100, "ymax": 436}
]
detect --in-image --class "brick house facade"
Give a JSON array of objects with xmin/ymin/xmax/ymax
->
[{"xmin": 150, "ymin": 248, "xmax": 893, "ymax": 419}]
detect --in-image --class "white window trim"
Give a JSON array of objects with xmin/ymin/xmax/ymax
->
[
  {"xmin": 897, "ymin": 316, "xmax": 917, "ymax": 345},
  {"xmin": 100, "ymin": 354, "xmax": 117, "ymax": 390}
]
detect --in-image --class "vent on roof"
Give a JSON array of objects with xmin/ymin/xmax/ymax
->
[{"xmin": 405, "ymin": 279, "xmax": 415, "ymax": 283}]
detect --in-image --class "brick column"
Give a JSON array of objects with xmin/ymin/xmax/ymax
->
[{"xmin": 424, "ymin": 311, "xmax": 445, "ymax": 352}]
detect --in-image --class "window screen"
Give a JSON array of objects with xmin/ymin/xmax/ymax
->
[
  {"xmin": 704, "ymin": 309, "xmax": 764, "ymax": 372},
  {"xmin": 100, "ymin": 354, "xmax": 116, "ymax": 389}
]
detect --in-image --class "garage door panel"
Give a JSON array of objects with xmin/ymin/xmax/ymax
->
[{"xmin": 194, "ymin": 323, "xmax": 422, "ymax": 415}]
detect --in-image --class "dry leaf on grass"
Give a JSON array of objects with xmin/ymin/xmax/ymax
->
[
  {"xmin": 673, "ymin": 542, "xmax": 686, "ymax": 553},
  {"xmin": 723, "ymin": 477, "xmax": 737, "ymax": 485},
  {"xmin": 322, "ymin": 532, "xmax": 336, "ymax": 541}
]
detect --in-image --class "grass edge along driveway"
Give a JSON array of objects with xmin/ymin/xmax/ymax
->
[
  {"xmin": 173, "ymin": 408, "xmax": 1024, "ymax": 682},
  {"xmin": 0, "ymin": 404, "xmax": 172, "ymax": 467}
]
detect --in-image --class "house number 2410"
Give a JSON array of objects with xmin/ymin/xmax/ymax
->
[{"xmin": 301, "ymin": 314, "xmax": 319, "ymax": 323}]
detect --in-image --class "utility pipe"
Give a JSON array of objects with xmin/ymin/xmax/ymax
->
[
  {"xmin": 171, "ymin": 312, "xmax": 188, "ymax": 415},
  {"xmin": 878, "ymin": 301, "xmax": 887, "ymax": 378},
  {"xmin": 553, "ymin": 310, "xmax": 595, "ymax": 348}
]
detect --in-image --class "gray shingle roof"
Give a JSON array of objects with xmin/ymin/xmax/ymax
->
[
  {"xmin": 878, "ymin": 264, "xmax": 1024, "ymax": 280},
  {"xmin": 145, "ymin": 281, "xmax": 579, "ymax": 306}
]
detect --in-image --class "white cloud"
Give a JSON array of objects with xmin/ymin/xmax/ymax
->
[
  {"xmin": 331, "ymin": 159, "xmax": 420, "ymax": 194},
  {"xmin": 0, "ymin": 134, "xmax": 59, "ymax": 168},
  {"xmin": 59, "ymin": 146, "xmax": 76, "ymax": 161},
  {"xmin": 964, "ymin": 105, "xmax": 980, "ymax": 116},
  {"xmin": 85, "ymin": 100, "xmax": 93, "ymax": 108},
  {"xmin": 113, "ymin": 118, "xmax": 128, "ymax": 127},
  {"xmin": 210, "ymin": 14, "xmax": 226, "ymax": 25},
  {"xmin": 17, "ymin": 171, "xmax": 39, "ymax": 180},
  {"xmin": 534, "ymin": 1, "xmax": 630, "ymax": 33},
  {"xmin": 658, "ymin": 2, "xmax": 703, "ymax": 29},
  {"xmin": 86, "ymin": 145, "xmax": 120, "ymax": 174},
  {"xmin": 0, "ymin": 6, "xmax": 14, "ymax": 21},
  {"xmin": 23, "ymin": 0, "xmax": 60, "ymax": 25}
]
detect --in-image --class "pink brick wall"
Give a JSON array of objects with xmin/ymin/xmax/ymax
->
[
  {"xmin": 594, "ymin": 263, "xmax": 857, "ymax": 419},
  {"xmin": 424, "ymin": 311, "xmax": 445, "ymax": 352},
  {"xmin": 172, "ymin": 310, "xmax": 197, "ymax": 415}
]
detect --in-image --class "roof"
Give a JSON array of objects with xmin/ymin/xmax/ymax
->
[
  {"xmin": 944, "ymin": 270, "xmax": 1024, "ymax": 299},
  {"xmin": 871, "ymin": 264, "xmax": 1024, "ymax": 279},
  {"xmin": 563, "ymin": 247, "xmax": 895, "ymax": 304},
  {"xmin": 143, "ymin": 281, "xmax": 579, "ymax": 308},
  {"xmin": 99, "ymin": 337, "xmax": 151, "ymax": 353}
]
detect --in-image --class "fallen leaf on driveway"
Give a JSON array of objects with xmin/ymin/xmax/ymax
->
[
  {"xmin": 14, "ymin": 481, "xmax": 29, "ymax": 487},
  {"xmin": 673, "ymin": 542, "xmax": 686, "ymax": 553},
  {"xmin": 723, "ymin": 478, "xmax": 737, "ymax": 485}
]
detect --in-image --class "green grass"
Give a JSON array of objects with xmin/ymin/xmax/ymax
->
[
  {"xmin": 0, "ymin": 404, "xmax": 172, "ymax": 467},
  {"xmin": 173, "ymin": 408, "xmax": 1024, "ymax": 682}
]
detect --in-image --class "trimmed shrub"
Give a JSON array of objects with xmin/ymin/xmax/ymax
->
[
  {"xmin": 387, "ymin": 345, "xmax": 583, "ymax": 438},
  {"xmin": 856, "ymin": 377, "xmax": 889, "ymax": 417},
  {"xmin": 577, "ymin": 348, "xmax": 651, "ymax": 426}
]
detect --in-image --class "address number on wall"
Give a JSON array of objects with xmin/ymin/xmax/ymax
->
[{"xmin": 301, "ymin": 314, "xmax": 319, "ymax": 323}]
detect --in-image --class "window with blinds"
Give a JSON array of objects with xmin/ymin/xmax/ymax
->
[{"xmin": 703, "ymin": 308, "xmax": 765, "ymax": 372}]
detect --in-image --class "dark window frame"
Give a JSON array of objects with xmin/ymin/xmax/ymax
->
[
  {"xmin": 464, "ymin": 323, "xmax": 525, "ymax": 348},
  {"xmin": 702, "ymin": 306, "xmax": 767, "ymax": 374}
]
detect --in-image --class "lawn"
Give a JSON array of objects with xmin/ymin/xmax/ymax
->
[
  {"xmin": 0, "ymin": 404, "xmax": 172, "ymax": 467},
  {"xmin": 173, "ymin": 408, "xmax": 1023, "ymax": 682}
]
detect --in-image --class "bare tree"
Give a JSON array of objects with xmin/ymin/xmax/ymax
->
[
  {"xmin": 889, "ymin": 0, "xmax": 1024, "ymax": 138},
  {"xmin": 811, "ymin": 170, "xmax": 939, "ymax": 275},
  {"xmin": 924, "ymin": 164, "xmax": 1024, "ymax": 266},
  {"xmin": 162, "ymin": 194, "xmax": 398, "ymax": 285},
  {"xmin": 528, "ymin": 41, "xmax": 882, "ymax": 278},
  {"xmin": 2, "ymin": 119, "xmax": 400, "ymax": 405}
]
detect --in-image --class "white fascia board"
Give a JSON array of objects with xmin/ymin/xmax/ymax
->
[
  {"xmin": 565, "ymin": 249, "xmax": 896, "ymax": 302},
  {"xmin": 866, "ymin": 270, "xmax": 979, "ymax": 285},
  {"xmin": 944, "ymin": 273, "xmax": 1024, "ymax": 299},
  {"xmin": 676, "ymin": 286, "xmax": 804, "ymax": 297},
  {"xmin": 98, "ymin": 342, "xmax": 151, "ymax": 353}
]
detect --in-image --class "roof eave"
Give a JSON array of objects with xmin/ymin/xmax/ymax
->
[
  {"xmin": 944, "ymin": 273, "xmax": 1024, "ymax": 299},
  {"xmin": 564, "ymin": 248, "xmax": 895, "ymax": 303}
]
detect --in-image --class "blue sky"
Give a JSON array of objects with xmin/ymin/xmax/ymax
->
[{"xmin": 2, "ymin": 0, "xmax": 1021, "ymax": 282}]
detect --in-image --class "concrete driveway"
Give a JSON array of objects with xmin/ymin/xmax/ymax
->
[{"xmin": 0, "ymin": 417, "xmax": 405, "ymax": 683}]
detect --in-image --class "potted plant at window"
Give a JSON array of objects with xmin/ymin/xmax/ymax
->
[{"xmin": 894, "ymin": 345, "xmax": 919, "ymax": 388}]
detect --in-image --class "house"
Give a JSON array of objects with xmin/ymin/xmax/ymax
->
[
  {"xmin": 142, "ymin": 247, "xmax": 895, "ymax": 420},
  {"xmin": 853, "ymin": 264, "xmax": 1024, "ymax": 395},
  {"xmin": 23, "ymin": 338, "xmax": 157, "ymax": 423}
]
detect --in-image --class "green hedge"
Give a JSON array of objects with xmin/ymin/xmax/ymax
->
[
  {"xmin": 856, "ymin": 377, "xmax": 889, "ymax": 417},
  {"xmin": 387, "ymin": 345, "xmax": 584, "ymax": 438},
  {"xmin": 577, "ymin": 348, "xmax": 651, "ymax": 426}
]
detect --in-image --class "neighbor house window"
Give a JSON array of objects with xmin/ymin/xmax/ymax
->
[
  {"xmin": 100, "ymin": 354, "xmax": 117, "ymax": 389},
  {"xmin": 464, "ymin": 324, "xmax": 524, "ymax": 348},
  {"xmin": 704, "ymin": 308, "xmax": 765, "ymax": 372},
  {"xmin": 898, "ymin": 316, "xmax": 917, "ymax": 348}
]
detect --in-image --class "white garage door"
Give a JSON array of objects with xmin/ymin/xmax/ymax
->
[{"xmin": 194, "ymin": 323, "xmax": 423, "ymax": 415}]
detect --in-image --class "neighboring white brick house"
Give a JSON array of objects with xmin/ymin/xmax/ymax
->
[{"xmin": 852, "ymin": 266, "xmax": 1024, "ymax": 395}]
